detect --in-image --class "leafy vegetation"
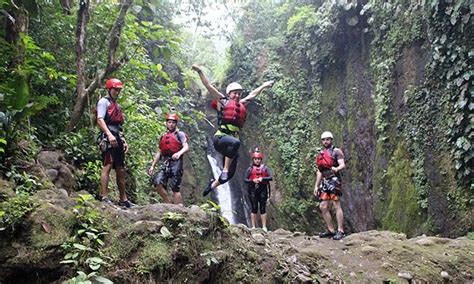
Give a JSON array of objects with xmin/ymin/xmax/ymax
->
[
  {"xmin": 0, "ymin": 194, "xmax": 36, "ymax": 232},
  {"xmin": 0, "ymin": 0, "xmax": 471, "ymax": 241},
  {"xmin": 61, "ymin": 194, "xmax": 110, "ymax": 283}
]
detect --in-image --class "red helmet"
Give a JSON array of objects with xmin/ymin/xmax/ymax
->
[
  {"xmin": 105, "ymin": 78, "xmax": 124, "ymax": 90},
  {"xmin": 166, "ymin": 113, "xmax": 179, "ymax": 122},
  {"xmin": 251, "ymin": 148, "xmax": 264, "ymax": 159}
]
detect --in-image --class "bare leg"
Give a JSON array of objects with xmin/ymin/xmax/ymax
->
[
  {"xmin": 223, "ymin": 156, "xmax": 233, "ymax": 172},
  {"xmin": 320, "ymin": 201, "xmax": 335, "ymax": 232},
  {"xmin": 116, "ymin": 167, "xmax": 128, "ymax": 201},
  {"xmin": 250, "ymin": 213, "xmax": 257, "ymax": 228},
  {"xmin": 156, "ymin": 185, "xmax": 170, "ymax": 203},
  {"xmin": 261, "ymin": 213, "xmax": 267, "ymax": 228},
  {"xmin": 211, "ymin": 179, "xmax": 221, "ymax": 189},
  {"xmin": 100, "ymin": 164, "xmax": 112, "ymax": 197},
  {"xmin": 334, "ymin": 200, "xmax": 344, "ymax": 232},
  {"xmin": 172, "ymin": 192, "xmax": 183, "ymax": 206}
]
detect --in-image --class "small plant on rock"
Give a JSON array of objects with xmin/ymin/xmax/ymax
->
[
  {"xmin": 61, "ymin": 194, "xmax": 111, "ymax": 283},
  {"xmin": 0, "ymin": 194, "xmax": 36, "ymax": 232}
]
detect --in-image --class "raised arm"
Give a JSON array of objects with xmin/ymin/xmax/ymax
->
[
  {"xmin": 191, "ymin": 64, "xmax": 225, "ymax": 99},
  {"xmin": 240, "ymin": 80, "xmax": 274, "ymax": 104}
]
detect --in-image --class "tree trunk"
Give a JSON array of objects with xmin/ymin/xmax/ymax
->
[
  {"xmin": 60, "ymin": 0, "xmax": 73, "ymax": 14},
  {"xmin": 5, "ymin": 6, "xmax": 29, "ymax": 67},
  {"xmin": 67, "ymin": 0, "xmax": 131, "ymax": 131}
]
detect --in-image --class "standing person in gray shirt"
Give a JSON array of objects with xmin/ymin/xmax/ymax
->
[{"xmin": 96, "ymin": 78, "xmax": 133, "ymax": 208}]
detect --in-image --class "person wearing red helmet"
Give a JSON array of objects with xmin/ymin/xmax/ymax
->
[
  {"xmin": 191, "ymin": 64, "xmax": 274, "ymax": 196},
  {"xmin": 148, "ymin": 113, "xmax": 189, "ymax": 205},
  {"xmin": 96, "ymin": 78, "xmax": 133, "ymax": 208},
  {"xmin": 314, "ymin": 131, "xmax": 346, "ymax": 240},
  {"xmin": 244, "ymin": 148, "xmax": 273, "ymax": 232}
]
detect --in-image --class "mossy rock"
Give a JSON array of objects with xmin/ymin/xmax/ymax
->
[
  {"xmin": 29, "ymin": 202, "xmax": 75, "ymax": 249},
  {"xmin": 0, "ymin": 178, "xmax": 15, "ymax": 200}
]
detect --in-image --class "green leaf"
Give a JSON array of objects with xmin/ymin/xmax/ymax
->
[
  {"xmin": 160, "ymin": 226, "xmax": 172, "ymax": 238},
  {"xmin": 86, "ymin": 232, "xmax": 97, "ymax": 239},
  {"xmin": 60, "ymin": 259, "xmax": 78, "ymax": 265},
  {"xmin": 87, "ymin": 257, "xmax": 104, "ymax": 263},
  {"xmin": 89, "ymin": 263, "xmax": 101, "ymax": 270},
  {"xmin": 93, "ymin": 276, "xmax": 114, "ymax": 284},
  {"xmin": 73, "ymin": 243, "xmax": 88, "ymax": 250}
]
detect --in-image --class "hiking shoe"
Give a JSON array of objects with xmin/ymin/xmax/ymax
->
[
  {"xmin": 319, "ymin": 231, "xmax": 336, "ymax": 238},
  {"xmin": 203, "ymin": 178, "xmax": 215, "ymax": 197},
  {"xmin": 100, "ymin": 196, "xmax": 114, "ymax": 205},
  {"xmin": 332, "ymin": 231, "xmax": 345, "ymax": 240},
  {"xmin": 118, "ymin": 200, "xmax": 135, "ymax": 208},
  {"xmin": 262, "ymin": 226, "xmax": 268, "ymax": 233}
]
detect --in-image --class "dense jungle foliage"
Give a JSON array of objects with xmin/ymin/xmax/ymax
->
[
  {"xmin": 0, "ymin": 0, "xmax": 472, "ymax": 282},
  {"xmin": 225, "ymin": 0, "xmax": 472, "ymax": 237},
  {"xmin": 0, "ymin": 0, "xmax": 213, "ymax": 203},
  {"xmin": 0, "ymin": 0, "xmax": 472, "ymax": 256}
]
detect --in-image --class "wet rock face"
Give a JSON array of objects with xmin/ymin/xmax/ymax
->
[{"xmin": 37, "ymin": 151, "xmax": 76, "ymax": 192}]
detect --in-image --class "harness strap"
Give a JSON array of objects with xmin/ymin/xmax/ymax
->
[{"xmin": 219, "ymin": 124, "xmax": 239, "ymax": 136}]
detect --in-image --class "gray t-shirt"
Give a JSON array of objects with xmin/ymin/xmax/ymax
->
[
  {"xmin": 96, "ymin": 96, "xmax": 111, "ymax": 120},
  {"xmin": 97, "ymin": 96, "xmax": 121, "ymax": 133},
  {"xmin": 176, "ymin": 131, "xmax": 187, "ymax": 145}
]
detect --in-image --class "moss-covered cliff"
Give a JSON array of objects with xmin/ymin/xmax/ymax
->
[{"xmin": 224, "ymin": 1, "xmax": 472, "ymax": 237}]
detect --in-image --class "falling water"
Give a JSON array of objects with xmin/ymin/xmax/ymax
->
[{"xmin": 206, "ymin": 154, "xmax": 236, "ymax": 224}]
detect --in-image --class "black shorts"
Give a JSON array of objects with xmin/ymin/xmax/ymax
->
[
  {"xmin": 152, "ymin": 158, "xmax": 183, "ymax": 192},
  {"xmin": 212, "ymin": 135, "xmax": 240, "ymax": 159},
  {"xmin": 248, "ymin": 184, "xmax": 269, "ymax": 214},
  {"xmin": 101, "ymin": 133, "xmax": 125, "ymax": 169}
]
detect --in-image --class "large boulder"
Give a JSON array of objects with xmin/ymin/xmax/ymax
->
[{"xmin": 36, "ymin": 151, "xmax": 76, "ymax": 192}]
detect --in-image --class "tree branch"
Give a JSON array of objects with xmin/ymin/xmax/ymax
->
[{"xmin": 68, "ymin": 0, "xmax": 132, "ymax": 130}]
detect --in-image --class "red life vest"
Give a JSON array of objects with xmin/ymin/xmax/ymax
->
[
  {"xmin": 248, "ymin": 165, "xmax": 269, "ymax": 183},
  {"xmin": 221, "ymin": 99, "xmax": 247, "ymax": 128},
  {"xmin": 104, "ymin": 97, "xmax": 124, "ymax": 125},
  {"xmin": 159, "ymin": 131, "xmax": 183, "ymax": 156},
  {"xmin": 316, "ymin": 147, "xmax": 339, "ymax": 171}
]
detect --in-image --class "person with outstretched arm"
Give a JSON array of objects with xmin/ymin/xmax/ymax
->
[{"xmin": 191, "ymin": 64, "xmax": 273, "ymax": 196}]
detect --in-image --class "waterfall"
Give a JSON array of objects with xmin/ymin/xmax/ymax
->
[{"xmin": 206, "ymin": 154, "xmax": 237, "ymax": 224}]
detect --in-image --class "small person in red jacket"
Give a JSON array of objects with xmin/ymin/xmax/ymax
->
[{"xmin": 244, "ymin": 148, "xmax": 273, "ymax": 232}]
